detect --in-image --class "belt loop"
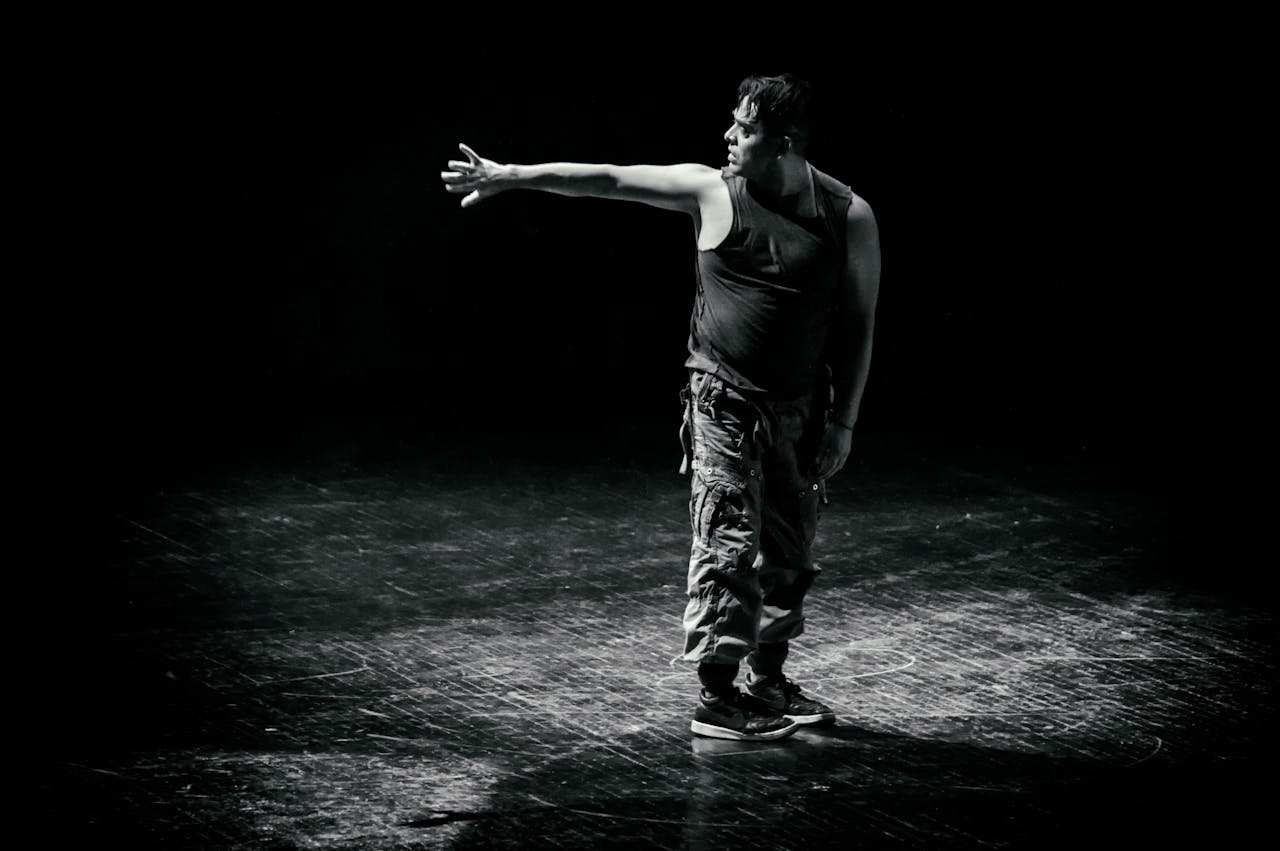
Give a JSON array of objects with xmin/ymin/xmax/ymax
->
[{"xmin": 694, "ymin": 369, "xmax": 716, "ymax": 418}]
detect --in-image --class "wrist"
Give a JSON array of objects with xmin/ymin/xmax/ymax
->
[{"xmin": 831, "ymin": 419, "xmax": 854, "ymax": 432}]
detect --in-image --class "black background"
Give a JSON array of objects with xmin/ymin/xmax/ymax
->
[
  {"xmin": 24, "ymin": 42, "xmax": 1272, "ymax": 842},
  {"xmin": 49, "ymin": 52, "xmax": 1226, "ymax": 501}
]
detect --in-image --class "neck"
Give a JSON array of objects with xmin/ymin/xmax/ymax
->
[
  {"xmin": 750, "ymin": 155, "xmax": 812, "ymax": 215},
  {"xmin": 754, "ymin": 155, "xmax": 809, "ymax": 198}
]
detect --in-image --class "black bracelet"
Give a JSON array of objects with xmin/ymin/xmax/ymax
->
[{"xmin": 832, "ymin": 420, "xmax": 854, "ymax": 431}]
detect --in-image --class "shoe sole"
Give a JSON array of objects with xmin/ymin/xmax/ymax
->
[{"xmin": 690, "ymin": 719, "xmax": 799, "ymax": 741}]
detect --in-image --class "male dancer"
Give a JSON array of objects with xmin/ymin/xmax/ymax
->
[{"xmin": 441, "ymin": 73, "xmax": 880, "ymax": 741}]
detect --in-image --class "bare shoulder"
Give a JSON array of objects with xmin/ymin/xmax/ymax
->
[
  {"xmin": 666, "ymin": 164, "xmax": 727, "ymax": 218},
  {"xmin": 844, "ymin": 191, "xmax": 880, "ymax": 261},
  {"xmin": 846, "ymin": 192, "xmax": 876, "ymax": 224},
  {"xmin": 811, "ymin": 166, "xmax": 875, "ymax": 226},
  {"xmin": 671, "ymin": 162, "xmax": 726, "ymax": 186},
  {"xmin": 639, "ymin": 162, "xmax": 725, "ymax": 195},
  {"xmin": 675, "ymin": 163, "xmax": 723, "ymax": 175}
]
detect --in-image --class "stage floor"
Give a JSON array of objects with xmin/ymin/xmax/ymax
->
[{"xmin": 35, "ymin": 433, "xmax": 1272, "ymax": 848}]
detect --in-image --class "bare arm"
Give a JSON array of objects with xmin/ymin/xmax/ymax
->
[
  {"xmin": 441, "ymin": 143, "xmax": 722, "ymax": 214},
  {"xmin": 815, "ymin": 195, "xmax": 882, "ymax": 480}
]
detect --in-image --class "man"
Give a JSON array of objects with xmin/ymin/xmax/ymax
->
[{"xmin": 441, "ymin": 74, "xmax": 880, "ymax": 742}]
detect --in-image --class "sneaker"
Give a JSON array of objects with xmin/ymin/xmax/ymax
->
[
  {"xmin": 690, "ymin": 688, "xmax": 799, "ymax": 741},
  {"xmin": 746, "ymin": 676, "xmax": 836, "ymax": 726}
]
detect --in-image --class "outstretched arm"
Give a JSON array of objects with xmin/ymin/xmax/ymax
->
[
  {"xmin": 815, "ymin": 195, "xmax": 882, "ymax": 480},
  {"xmin": 440, "ymin": 143, "xmax": 722, "ymax": 213}
]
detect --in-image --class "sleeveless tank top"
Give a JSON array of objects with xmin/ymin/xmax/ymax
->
[{"xmin": 685, "ymin": 165, "xmax": 853, "ymax": 399}]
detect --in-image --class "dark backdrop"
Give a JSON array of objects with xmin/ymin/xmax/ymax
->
[{"xmin": 55, "ymin": 57, "xmax": 1208, "ymax": 490}]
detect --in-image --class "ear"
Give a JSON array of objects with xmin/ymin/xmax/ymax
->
[{"xmin": 777, "ymin": 136, "xmax": 791, "ymax": 156}]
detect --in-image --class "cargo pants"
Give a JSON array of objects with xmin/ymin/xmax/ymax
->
[{"xmin": 679, "ymin": 369, "xmax": 828, "ymax": 664}]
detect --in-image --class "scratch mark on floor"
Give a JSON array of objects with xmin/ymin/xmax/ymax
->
[
  {"xmin": 1125, "ymin": 735, "xmax": 1163, "ymax": 767},
  {"xmin": 262, "ymin": 666, "xmax": 371, "ymax": 684}
]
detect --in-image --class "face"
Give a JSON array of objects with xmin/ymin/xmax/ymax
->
[{"xmin": 723, "ymin": 97, "xmax": 782, "ymax": 179}]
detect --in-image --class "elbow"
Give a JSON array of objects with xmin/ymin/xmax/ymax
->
[{"xmin": 598, "ymin": 165, "xmax": 627, "ymax": 198}]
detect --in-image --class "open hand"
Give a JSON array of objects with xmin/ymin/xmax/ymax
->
[{"xmin": 440, "ymin": 143, "xmax": 507, "ymax": 208}]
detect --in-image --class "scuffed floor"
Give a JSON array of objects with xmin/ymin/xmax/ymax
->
[{"xmin": 36, "ymin": 443, "xmax": 1272, "ymax": 848}]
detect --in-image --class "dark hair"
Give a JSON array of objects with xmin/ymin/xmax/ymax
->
[{"xmin": 736, "ymin": 73, "xmax": 813, "ymax": 150}]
